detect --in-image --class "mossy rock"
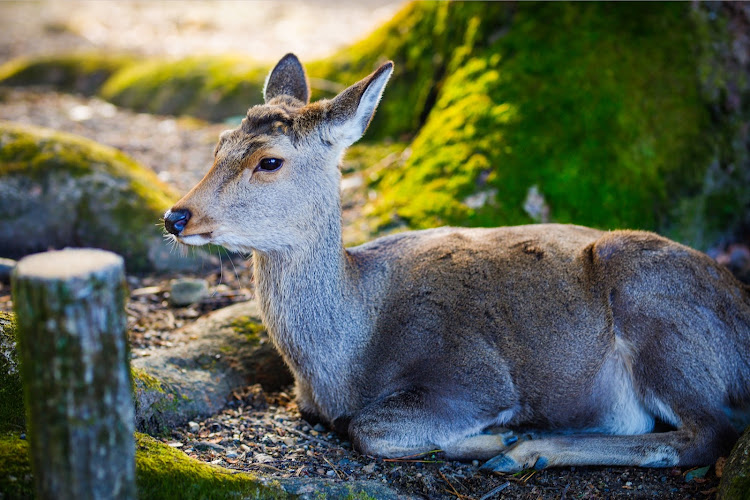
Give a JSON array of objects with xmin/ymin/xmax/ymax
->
[
  {"xmin": 0, "ymin": 121, "xmax": 204, "ymax": 272},
  {"xmin": 307, "ymin": 1, "xmax": 514, "ymax": 141},
  {"xmin": 0, "ymin": 312, "xmax": 24, "ymax": 434},
  {"xmin": 719, "ymin": 428, "xmax": 750, "ymax": 500},
  {"xmin": 369, "ymin": 2, "xmax": 716, "ymax": 240},
  {"xmin": 100, "ymin": 55, "xmax": 268, "ymax": 121},
  {"xmin": 0, "ymin": 431, "xmax": 289, "ymax": 499},
  {"xmin": 0, "ymin": 53, "xmax": 135, "ymax": 95},
  {"xmin": 132, "ymin": 301, "xmax": 292, "ymax": 435}
]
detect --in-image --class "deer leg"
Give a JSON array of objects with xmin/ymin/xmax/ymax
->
[
  {"xmin": 481, "ymin": 413, "xmax": 738, "ymax": 473},
  {"xmin": 348, "ymin": 389, "xmax": 519, "ymax": 459}
]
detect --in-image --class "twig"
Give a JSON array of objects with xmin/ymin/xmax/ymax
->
[
  {"xmin": 382, "ymin": 449, "xmax": 444, "ymax": 463},
  {"xmin": 438, "ymin": 470, "xmax": 474, "ymax": 500},
  {"xmin": 560, "ymin": 482, "xmax": 570, "ymax": 500},
  {"xmin": 322, "ymin": 455, "xmax": 345, "ymax": 480},
  {"xmin": 479, "ymin": 481, "xmax": 510, "ymax": 500}
]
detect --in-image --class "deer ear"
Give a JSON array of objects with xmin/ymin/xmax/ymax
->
[
  {"xmin": 264, "ymin": 53, "xmax": 310, "ymax": 104},
  {"xmin": 328, "ymin": 61, "xmax": 393, "ymax": 147}
]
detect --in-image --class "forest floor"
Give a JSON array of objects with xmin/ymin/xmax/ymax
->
[
  {"xmin": 0, "ymin": 2, "xmax": 736, "ymax": 497},
  {"xmin": 0, "ymin": 88, "xmax": 725, "ymax": 499}
]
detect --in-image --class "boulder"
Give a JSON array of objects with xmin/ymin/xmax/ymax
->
[
  {"xmin": 132, "ymin": 300, "xmax": 292, "ymax": 434},
  {"xmin": 719, "ymin": 429, "xmax": 750, "ymax": 500},
  {"xmin": 0, "ymin": 121, "xmax": 208, "ymax": 272}
]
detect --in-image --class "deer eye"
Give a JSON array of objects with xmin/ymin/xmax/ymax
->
[{"xmin": 256, "ymin": 158, "xmax": 284, "ymax": 172}]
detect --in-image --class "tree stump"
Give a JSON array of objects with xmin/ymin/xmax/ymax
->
[{"xmin": 12, "ymin": 249, "xmax": 135, "ymax": 500}]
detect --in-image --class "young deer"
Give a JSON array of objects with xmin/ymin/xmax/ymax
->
[{"xmin": 164, "ymin": 54, "xmax": 750, "ymax": 472}]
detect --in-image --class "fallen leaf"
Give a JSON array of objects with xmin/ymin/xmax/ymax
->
[{"xmin": 715, "ymin": 456, "xmax": 727, "ymax": 478}]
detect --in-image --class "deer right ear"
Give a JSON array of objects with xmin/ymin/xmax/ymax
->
[
  {"xmin": 327, "ymin": 61, "xmax": 394, "ymax": 147},
  {"xmin": 264, "ymin": 53, "xmax": 310, "ymax": 104}
]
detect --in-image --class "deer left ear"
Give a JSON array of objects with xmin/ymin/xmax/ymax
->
[
  {"xmin": 264, "ymin": 53, "xmax": 310, "ymax": 104},
  {"xmin": 327, "ymin": 61, "xmax": 394, "ymax": 147}
]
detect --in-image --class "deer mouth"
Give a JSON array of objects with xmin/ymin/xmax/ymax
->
[{"xmin": 178, "ymin": 233, "xmax": 213, "ymax": 246}]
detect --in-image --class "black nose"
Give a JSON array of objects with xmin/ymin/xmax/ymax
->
[{"xmin": 164, "ymin": 208, "xmax": 191, "ymax": 235}]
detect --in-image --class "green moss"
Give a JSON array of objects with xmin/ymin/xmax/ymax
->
[
  {"xmin": 228, "ymin": 316, "xmax": 266, "ymax": 346},
  {"xmin": 0, "ymin": 432, "xmax": 289, "ymax": 499},
  {"xmin": 370, "ymin": 2, "xmax": 713, "ymax": 236},
  {"xmin": 0, "ymin": 121, "xmax": 179, "ymax": 271},
  {"xmin": 0, "ymin": 53, "xmax": 135, "ymax": 95},
  {"xmin": 307, "ymin": 2, "xmax": 514, "ymax": 141},
  {"xmin": 135, "ymin": 433, "xmax": 289, "ymax": 500},
  {"xmin": 0, "ymin": 432, "xmax": 33, "ymax": 498},
  {"xmin": 101, "ymin": 55, "xmax": 268, "ymax": 121},
  {"xmin": 131, "ymin": 367, "xmax": 165, "ymax": 394},
  {"xmin": 0, "ymin": 313, "xmax": 24, "ymax": 433}
]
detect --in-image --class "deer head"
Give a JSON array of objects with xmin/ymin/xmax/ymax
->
[{"xmin": 164, "ymin": 53, "xmax": 393, "ymax": 253}]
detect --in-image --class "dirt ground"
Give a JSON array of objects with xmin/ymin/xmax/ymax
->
[{"xmin": 0, "ymin": 2, "xmax": 733, "ymax": 498}]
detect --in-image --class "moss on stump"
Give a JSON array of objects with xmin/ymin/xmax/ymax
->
[{"xmin": 0, "ymin": 121, "xmax": 197, "ymax": 272}]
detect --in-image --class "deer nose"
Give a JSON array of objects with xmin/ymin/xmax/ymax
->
[{"xmin": 164, "ymin": 208, "xmax": 191, "ymax": 235}]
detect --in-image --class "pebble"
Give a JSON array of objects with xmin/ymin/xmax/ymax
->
[
  {"xmin": 170, "ymin": 278, "xmax": 209, "ymax": 306},
  {"xmin": 187, "ymin": 421, "xmax": 200, "ymax": 432}
]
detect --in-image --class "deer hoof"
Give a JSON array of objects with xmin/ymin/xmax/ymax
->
[{"xmin": 480, "ymin": 453, "xmax": 523, "ymax": 473}]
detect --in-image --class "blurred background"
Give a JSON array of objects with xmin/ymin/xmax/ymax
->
[{"xmin": 0, "ymin": 1, "xmax": 748, "ymax": 280}]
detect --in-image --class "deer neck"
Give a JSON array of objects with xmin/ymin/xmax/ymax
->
[{"xmin": 252, "ymin": 203, "xmax": 366, "ymax": 417}]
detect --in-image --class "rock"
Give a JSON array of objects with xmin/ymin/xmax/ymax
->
[
  {"xmin": 170, "ymin": 278, "xmax": 209, "ymax": 306},
  {"xmin": 131, "ymin": 301, "xmax": 292, "ymax": 434},
  {"xmin": 0, "ymin": 258, "xmax": 15, "ymax": 284},
  {"xmin": 719, "ymin": 429, "xmax": 750, "ymax": 499},
  {"xmin": 0, "ymin": 121, "xmax": 210, "ymax": 272}
]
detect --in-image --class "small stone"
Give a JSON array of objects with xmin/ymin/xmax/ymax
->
[
  {"xmin": 169, "ymin": 278, "xmax": 209, "ymax": 306},
  {"xmin": 226, "ymin": 452, "xmax": 238, "ymax": 459},
  {"xmin": 194, "ymin": 441, "xmax": 226, "ymax": 452},
  {"xmin": 471, "ymin": 460, "xmax": 479, "ymax": 467},
  {"xmin": 326, "ymin": 470, "xmax": 336, "ymax": 477},
  {"xmin": 362, "ymin": 462, "xmax": 377, "ymax": 474},
  {"xmin": 188, "ymin": 421, "xmax": 200, "ymax": 432},
  {"xmin": 167, "ymin": 441, "xmax": 183, "ymax": 448},
  {"xmin": 313, "ymin": 423, "xmax": 325, "ymax": 432}
]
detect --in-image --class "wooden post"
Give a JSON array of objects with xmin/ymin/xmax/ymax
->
[{"xmin": 12, "ymin": 249, "xmax": 135, "ymax": 500}]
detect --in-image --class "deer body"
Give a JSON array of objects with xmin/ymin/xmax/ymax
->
[{"xmin": 165, "ymin": 54, "xmax": 750, "ymax": 471}]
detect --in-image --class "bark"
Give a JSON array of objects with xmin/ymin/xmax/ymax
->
[{"xmin": 12, "ymin": 248, "xmax": 135, "ymax": 500}]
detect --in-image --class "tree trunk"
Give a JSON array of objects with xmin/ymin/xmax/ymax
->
[{"xmin": 12, "ymin": 248, "xmax": 135, "ymax": 500}]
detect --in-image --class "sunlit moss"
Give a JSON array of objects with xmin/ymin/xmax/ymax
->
[
  {"xmin": 100, "ymin": 55, "xmax": 268, "ymax": 121},
  {"xmin": 0, "ymin": 432, "xmax": 33, "ymax": 498},
  {"xmin": 369, "ymin": 2, "xmax": 712, "ymax": 237},
  {"xmin": 307, "ymin": 2, "xmax": 514, "ymax": 141},
  {"xmin": 0, "ymin": 52, "xmax": 135, "ymax": 95},
  {"xmin": 0, "ymin": 432, "xmax": 290, "ymax": 499}
]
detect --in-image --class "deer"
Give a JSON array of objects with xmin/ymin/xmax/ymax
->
[{"xmin": 164, "ymin": 53, "xmax": 750, "ymax": 473}]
